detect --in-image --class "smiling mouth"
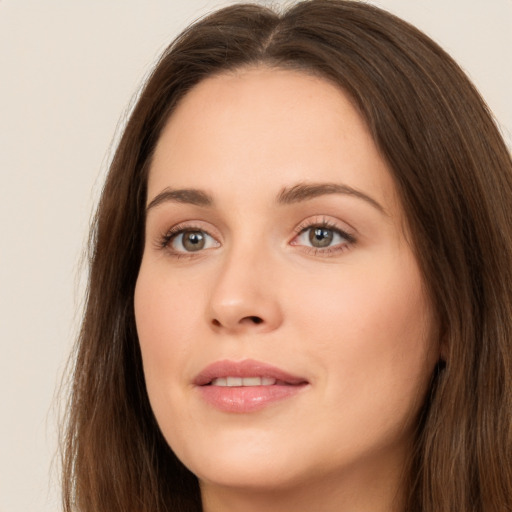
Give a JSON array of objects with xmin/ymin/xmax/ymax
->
[
  {"xmin": 209, "ymin": 377, "xmax": 294, "ymax": 387},
  {"xmin": 194, "ymin": 360, "xmax": 309, "ymax": 412},
  {"xmin": 194, "ymin": 359, "xmax": 308, "ymax": 387}
]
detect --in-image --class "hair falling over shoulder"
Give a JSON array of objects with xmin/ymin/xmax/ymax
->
[{"xmin": 61, "ymin": 1, "xmax": 512, "ymax": 511}]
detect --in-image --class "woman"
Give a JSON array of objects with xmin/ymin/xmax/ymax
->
[{"xmin": 61, "ymin": 1, "xmax": 512, "ymax": 511}]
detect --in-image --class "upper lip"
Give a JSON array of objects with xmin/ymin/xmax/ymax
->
[{"xmin": 193, "ymin": 359, "xmax": 308, "ymax": 386}]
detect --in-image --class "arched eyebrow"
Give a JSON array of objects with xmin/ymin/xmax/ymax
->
[
  {"xmin": 146, "ymin": 182, "xmax": 387, "ymax": 216},
  {"xmin": 146, "ymin": 188, "xmax": 213, "ymax": 211},
  {"xmin": 277, "ymin": 182, "xmax": 387, "ymax": 215}
]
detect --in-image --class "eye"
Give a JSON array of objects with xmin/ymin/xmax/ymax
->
[
  {"xmin": 292, "ymin": 221, "xmax": 356, "ymax": 253},
  {"xmin": 167, "ymin": 228, "xmax": 219, "ymax": 253},
  {"xmin": 307, "ymin": 226, "xmax": 337, "ymax": 248},
  {"xmin": 296, "ymin": 226, "xmax": 345, "ymax": 248}
]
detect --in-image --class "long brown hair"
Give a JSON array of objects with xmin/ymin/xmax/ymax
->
[{"xmin": 61, "ymin": 1, "xmax": 512, "ymax": 511}]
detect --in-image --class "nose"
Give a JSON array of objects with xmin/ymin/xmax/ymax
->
[{"xmin": 207, "ymin": 247, "xmax": 283, "ymax": 335}]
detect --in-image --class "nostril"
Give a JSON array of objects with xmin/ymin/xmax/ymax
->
[{"xmin": 210, "ymin": 315, "xmax": 264, "ymax": 328}]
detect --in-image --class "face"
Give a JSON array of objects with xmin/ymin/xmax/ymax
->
[{"xmin": 134, "ymin": 67, "xmax": 438, "ymax": 499}]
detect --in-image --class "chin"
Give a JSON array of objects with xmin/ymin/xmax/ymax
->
[
  {"xmin": 197, "ymin": 464, "xmax": 292, "ymax": 490},
  {"xmin": 172, "ymin": 434, "xmax": 309, "ymax": 491}
]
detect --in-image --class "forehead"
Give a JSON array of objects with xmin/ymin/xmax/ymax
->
[{"xmin": 148, "ymin": 66, "xmax": 398, "ymax": 214}]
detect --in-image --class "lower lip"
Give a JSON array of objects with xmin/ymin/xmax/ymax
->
[{"xmin": 197, "ymin": 384, "xmax": 307, "ymax": 413}]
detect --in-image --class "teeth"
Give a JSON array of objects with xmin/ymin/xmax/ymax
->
[
  {"xmin": 211, "ymin": 377, "xmax": 277, "ymax": 387},
  {"xmin": 227, "ymin": 377, "xmax": 242, "ymax": 386},
  {"xmin": 239, "ymin": 377, "xmax": 258, "ymax": 386}
]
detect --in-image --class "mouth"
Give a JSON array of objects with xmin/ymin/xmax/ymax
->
[
  {"xmin": 193, "ymin": 359, "xmax": 309, "ymax": 413},
  {"xmin": 209, "ymin": 376, "xmax": 283, "ymax": 386},
  {"xmin": 194, "ymin": 359, "xmax": 308, "ymax": 387}
]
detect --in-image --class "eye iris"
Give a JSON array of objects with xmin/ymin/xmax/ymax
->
[
  {"xmin": 182, "ymin": 231, "xmax": 206, "ymax": 251},
  {"xmin": 309, "ymin": 227, "xmax": 334, "ymax": 247}
]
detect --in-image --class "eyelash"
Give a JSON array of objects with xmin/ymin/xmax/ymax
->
[
  {"xmin": 291, "ymin": 218, "xmax": 356, "ymax": 256},
  {"xmin": 157, "ymin": 222, "xmax": 217, "ymax": 258},
  {"xmin": 157, "ymin": 218, "xmax": 356, "ymax": 258}
]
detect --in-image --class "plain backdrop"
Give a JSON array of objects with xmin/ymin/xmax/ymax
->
[{"xmin": 0, "ymin": 1, "xmax": 510, "ymax": 511}]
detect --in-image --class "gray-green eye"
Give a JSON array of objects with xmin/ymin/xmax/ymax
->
[
  {"xmin": 295, "ymin": 224, "xmax": 351, "ymax": 250},
  {"xmin": 309, "ymin": 227, "xmax": 334, "ymax": 248},
  {"xmin": 171, "ymin": 230, "xmax": 218, "ymax": 252}
]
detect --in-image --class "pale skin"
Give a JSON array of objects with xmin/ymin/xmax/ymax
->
[{"xmin": 134, "ymin": 67, "xmax": 440, "ymax": 512}]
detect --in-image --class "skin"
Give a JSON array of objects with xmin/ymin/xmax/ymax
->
[{"xmin": 134, "ymin": 67, "xmax": 439, "ymax": 512}]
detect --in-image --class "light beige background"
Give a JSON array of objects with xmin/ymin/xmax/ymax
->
[{"xmin": 0, "ymin": 1, "xmax": 510, "ymax": 511}]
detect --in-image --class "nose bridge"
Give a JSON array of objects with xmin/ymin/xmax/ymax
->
[{"xmin": 207, "ymin": 234, "xmax": 282, "ymax": 333}]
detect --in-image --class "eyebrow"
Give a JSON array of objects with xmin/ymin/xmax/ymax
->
[
  {"xmin": 277, "ymin": 182, "xmax": 387, "ymax": 215},
  {"xmin": 146, "ymin": 182, "xmax": 387, "ymax": 215},
  {"xmin": 146, "ymin": 188, "xmax": 213, "ymax": 211}
]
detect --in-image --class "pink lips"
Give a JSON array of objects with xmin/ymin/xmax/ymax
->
[{"xmin": 194, "ymin": 359, "xmax": 309, "ymax": 413}]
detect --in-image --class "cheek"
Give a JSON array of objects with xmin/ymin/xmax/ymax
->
[
  {"xmin": 295, "ymin": 260, "xmax": 429, "ymax": 342},
  {"xmin": 292, "ymin": 251, "xmax": 436, "ymax": 419},
  {"xmin": 133, "ymin": 267, "xmax": 203, "ymax": 412},
  {"xmin": 135, "ymin": 264, "xmax": 204, "ymax": 348}
]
